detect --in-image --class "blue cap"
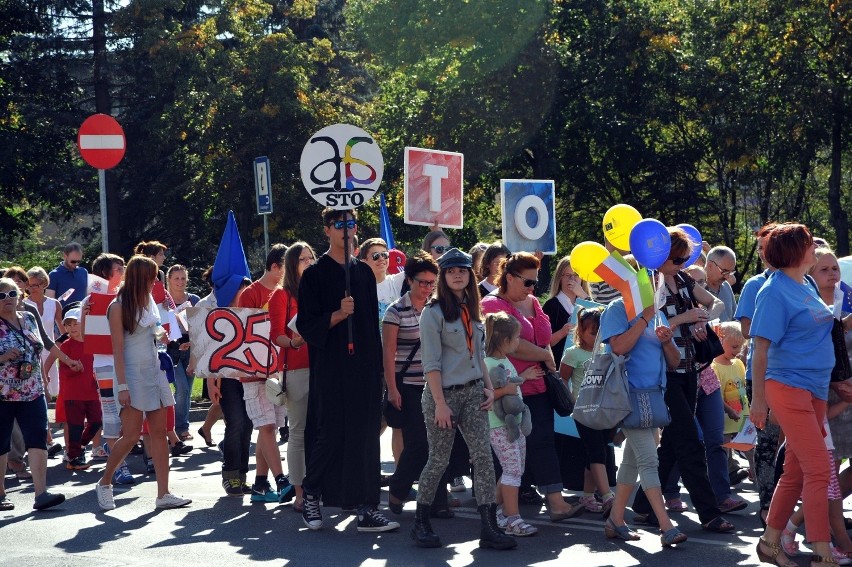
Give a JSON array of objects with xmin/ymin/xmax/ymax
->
[{"xmin": 437, "ymin": 248, "xmax": 472, "ymax": 270}]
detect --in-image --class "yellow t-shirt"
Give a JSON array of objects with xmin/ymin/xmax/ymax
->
[{"xmin": 712, "ymin": 358, "xmax": 749, "ymax": 435}]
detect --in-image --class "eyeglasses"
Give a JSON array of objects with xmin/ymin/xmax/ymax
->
[
  {"xmin": 562, "ymin": 272, "xmax": 579, "ymax": 279},
  {"xmin": 329, "ymin": 219, "xmax": 357, "ymax": 230},
  {"xmin": 414, "ymin": 278, "xmax": 437, "ymax": 289},
  {"xmin": 511, "ymin": 272, "xmax": 538, "ymax": 288},
  {"xmin": 671, "ymin": 256, "xmax": 691, "ymax": 266},
  {"xmin": 431, "ymin": 245, "xmax": 448, "ymax": 254},
  {"xmin": 0, "ymin": 290, "xmax": 19, "ymax": 300},
  {"xmin": 370, "ymin": 251, "xmax": 389, "ymax": 261},
  {"xmin": 709, "ymin": 259, "xmax": 735, "ymax": 277}
]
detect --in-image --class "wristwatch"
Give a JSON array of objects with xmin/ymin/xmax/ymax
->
[{"xmin": 116, "ymin": 384, "xmax": 129, "ymax": 393}]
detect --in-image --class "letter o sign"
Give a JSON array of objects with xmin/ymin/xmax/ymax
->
[{"xmin": 514, "ymin": 195, "xmax": 549, "ymax": 241}]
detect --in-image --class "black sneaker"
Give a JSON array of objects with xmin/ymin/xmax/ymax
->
[
  {"xmin": 65, "ymin": 456, "xmax": 90, "ymax": 471},
  {"xmin": 222, "ymin": 478, "xmax": 243, "ymax": 496},
  {"xmin": 170, "ymin": 441, "xmax": 193, "ymax": 457},
  {"xmin": 302, "ymin": 492, "xmax": 323, "ymax": 530},
  {"xmin": 357, "ymin": 507, "xmax": 401, "ymax": 533}
]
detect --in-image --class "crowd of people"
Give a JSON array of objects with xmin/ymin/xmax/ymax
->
[{"xmin": 2, "ymin": 212, "xmax": 852, "ymax": 563}]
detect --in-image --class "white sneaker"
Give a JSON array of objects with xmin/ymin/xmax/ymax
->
[
  {"xmin": 96, "ymin": 483, "xmax": 115, "ymax": 510},
  {"xmin": 155, "ymin": 492, "xmax": 192, "ymax": 509}
]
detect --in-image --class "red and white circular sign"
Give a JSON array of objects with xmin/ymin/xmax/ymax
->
[{"xmin": 77, "ymin": 114, "xmax": 126, "ymax": 169}]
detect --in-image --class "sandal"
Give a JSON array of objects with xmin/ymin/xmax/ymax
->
[
  {"xmin": 809, "ymin": 554, "xmax": 840, "ymax": 566},
  {"xmin": 0, "ymin": 495, "xmax": 13, "ymax": 511},
  {"xmin": 660, "ymin": 527, "xmax": 687, "ymax": 547},
  {"xmin": 605, "ymin": 517, "xmax": 640, "ymax": 541},
  {"xmin": 665, "ymin": 498, "xmax": 688, "ymax": 512},
  {"xmin": 505, "ymin": 517, "xmax": 538, "ymax": 537},
  {"xmin": 179, "ymin": 431, "xmax": 193, "ymax": 441},
  {"xmin": 718, "ymin": 497, "xmax": 748, "ymax": 514},
  {"xmin": 702, "ymin": 516, "xmax": 736, "ymax": 533},
  {"xmin": 756, "ymin": 538, "xmax": 797, "ymax": 567}
]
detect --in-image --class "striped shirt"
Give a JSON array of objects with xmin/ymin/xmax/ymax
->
[
  {"xmin": 383, "ymin": 292, "xmax": 424, "ymax": 385},
  {"xmin": 590, "ymin": 281, "xmax": 621, "ymax": 305},
  {"xmin": 661, "ymin": 272, "xmax": 698, "ymax": 373}
]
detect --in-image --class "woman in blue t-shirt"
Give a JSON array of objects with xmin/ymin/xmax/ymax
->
[
  {"xmin": 751, "ymin": 223, "xmax": 852, "ymax": 567},
  {"xmin": 599, "ymin": 300, "xmax": 687, "ymax": 547}
]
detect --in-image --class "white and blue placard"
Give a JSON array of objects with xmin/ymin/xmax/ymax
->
[
  {"xmin": 500, "ymin": 179, "xmax": 556, "ymax": 254},
  {"xmin": 254, "ymin": 156, "xmax": 273, "ymax": 215}
]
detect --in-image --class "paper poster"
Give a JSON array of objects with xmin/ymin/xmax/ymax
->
[
  {"xmin": 404, "ymin": 147, "xmax": 464, "ymax": 228},
  {"xmin": 722, "ymin": 416, "xmax": 757, "ymax": 452},
  {"xmin": 187, "ymin": 306, "xmax": 280, "ymax": 379},
  {"xmin": 500, "ymin": 179, "xmax": 556, "ymax": 254},
  {"xmin": 83, "ymin": 293, "xmax": 115, "ymax": 355}
]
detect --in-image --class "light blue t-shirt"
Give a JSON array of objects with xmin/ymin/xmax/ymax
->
[
  {"xmin": 734, "ymin": 270, "xmax": 770, "ymax": 382},
  {"xmin": 750, "ymin": 271, "xmax": 834, "ymax": 400},
  {"xmin": 599, "ymin": 299, "xmax": 668, "ymax": 390}
]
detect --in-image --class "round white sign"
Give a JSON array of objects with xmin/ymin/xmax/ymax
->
[{"xmin": 300, "ymin": 124, "xmax": 384, "ymax": 210}]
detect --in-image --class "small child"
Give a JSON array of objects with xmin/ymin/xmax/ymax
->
[
  {"xmin": 485, "ymin": 311, "xmax": 542, "ymax": 537},
  {"xmin": 711, "ymin": 322, "xmax": 754, "ymax": 478},
  {"xmin": 559, "ymin": 307, "xmax": 615, "ymax": 514},
  {"xmin": 45, "ymin": 307, "xmax": 102, "ymax": 470}
]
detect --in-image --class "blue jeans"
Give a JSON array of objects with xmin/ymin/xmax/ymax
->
[
  {"xmin": 663, "ymin": 389, "xmax": 730, "ymax": 504},
  {"xmin": 696, "ymin": 388, "xmax": 730, "ymax": 503},
  {"xmin": 170, "ymin": 347, "xmax": 194, "ymax": 435}
]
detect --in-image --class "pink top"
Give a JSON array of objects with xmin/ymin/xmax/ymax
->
[
  {"xmin": 481, "ymin": 294, "xmax": 552, "ymax": 396},
  {"xmin": 698, "ymin": 365, "xmax": 720, "ymax": 395}
]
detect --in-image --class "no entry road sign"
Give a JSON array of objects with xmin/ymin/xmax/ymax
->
[{"xmin": 77, "ymin": 114, "xmax": 126, "ymax": 170}]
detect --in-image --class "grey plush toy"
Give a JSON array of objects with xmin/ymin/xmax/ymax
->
[{"xmin": 489, "ymin": 363, "xmax": 532, "ymax": 442}]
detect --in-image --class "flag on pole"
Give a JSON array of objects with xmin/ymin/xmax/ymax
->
[
  {"xmin": 837, "ymin": 281, "xmax": 852, "ymax": 317},
  {"xmin": 593, "ymin": 251, "xmax": 654, "ymax": 320},
  {"xmin": 379, "ymin": 192, "xmax": 396, "ymax": 250},
  {"xmin": 83, "ymin": 292, "xmax": 115, "ymax": 355},
  {"xmin": 213, "ymin": 210, "xmax": 252, "ymax": 308}
]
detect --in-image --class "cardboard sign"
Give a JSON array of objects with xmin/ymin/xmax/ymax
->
[
  {"xmin": 187, "ymin": 306, "xmax": 280, "ymax": 379},
  {"xmin": 404, "ymin": 147, "xmax": 464, "ymax": 228},
  {"xmin": 500, "ymin": 179, "xmax": 556, "ymax": 254}
]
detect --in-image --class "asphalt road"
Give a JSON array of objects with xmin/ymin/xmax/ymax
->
[{"xmin": 0, "ymin": 412, "xmax": 814, "ymax": 567}]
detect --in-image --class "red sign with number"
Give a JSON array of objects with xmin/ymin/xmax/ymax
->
[{"xmin": 77, "ymin": 114, "xmax": 126, "ymax": 170}]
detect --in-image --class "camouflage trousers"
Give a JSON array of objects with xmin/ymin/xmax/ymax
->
[
  {"xmin": 754, "ymin": 420, "xmax": 782, "ymax": 510},
  {"xmin": 416, "ymin": 380, "xmax": 496, "ymax": 506}
]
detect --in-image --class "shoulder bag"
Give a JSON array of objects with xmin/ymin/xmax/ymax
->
[
  {"xmin": 382, "ymin": 341, "xmax": 420, "ymax": 429},
  {"xmin": 265, "ymin": 297, "xmax": 290, "ymax": 407},
  {"xmin": 572, "ymin": 329, "xmax": 632, "ymax": 430},
  {"xmin": 544, "ymin": 367, "xmax": 574, "ymax": 417}
]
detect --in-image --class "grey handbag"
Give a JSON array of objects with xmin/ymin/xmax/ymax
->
[{"xmin": 572, "ymin": 330, "xmax": 632, "ymax": 430}]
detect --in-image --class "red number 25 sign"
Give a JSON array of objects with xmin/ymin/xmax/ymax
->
[{"xmin": 188, "ymin": 307, "xmax": 280, "ymax": 379}]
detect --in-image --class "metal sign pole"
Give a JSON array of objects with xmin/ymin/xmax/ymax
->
[
  {"xmin": 263, "ymin": 214, "xmax": 269, "ymax": 259},
  {"xmin": 98, "ymin": 168, "xmax": 108, "ymax": 252}
]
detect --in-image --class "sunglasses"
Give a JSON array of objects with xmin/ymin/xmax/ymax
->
[
  {"xmin": 431, "ymin": 245, "xmax": 448, "ymax": 254},
  {"xmin": 68, "ymin": 260, "xmax": 81, "ymax": 265},
  {"xmin": 671, "ymin": 256, "xmax": 691, "ymax": 266},
  {"xmin": 414, "ymin": 278, "xmax": 437, "ymax": 289},
  {"xmin": 330, "ymin": 219, "xmax": 357, "ymax": 230},
  {"xmin": 370, "ymin": 251, "xmax": 389, "ymax": 261},
  {"xmin": 511, "ymin": 272, "xmax": 538, "ymax": 288},
  {"xmin": 0, "ymin": 289, "xmax": 19, "ymax": 300}
]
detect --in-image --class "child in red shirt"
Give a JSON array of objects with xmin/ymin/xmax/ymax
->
[{"xmin": 47, "ymin": 308, "xmax": 102, "ymax": 470}]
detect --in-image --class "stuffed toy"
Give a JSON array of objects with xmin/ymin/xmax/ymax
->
[{"xmin": 489, "ymin": 363, "xmax": 532, "ymax": 442}]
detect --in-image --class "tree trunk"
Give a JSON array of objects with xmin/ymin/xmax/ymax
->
[
  {"xmin": 92, "ymin": 0, "xmax": 122, "ymax": 252},
  {"xmin": 828, "ymin": 88, "xmax": 849, "ymax": 256}
]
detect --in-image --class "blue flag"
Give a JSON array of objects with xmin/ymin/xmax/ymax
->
[
  {"xmin": 840, "ymin": 281, "xmax": 852, "ymax": 314},
  {"xmin": 212, "ymin": 211, "xmax": 251, "ymax": 307},
  {"xmin": 379, "ymin": 192, "xmax": 396, "ymax": 250}
]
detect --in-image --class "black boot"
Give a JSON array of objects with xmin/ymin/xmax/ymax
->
[
  {"xmin": 411, "ymin": 503, "xmax": 441, "ymax": 548},
  {"xmin": 479, "ymin": 503, "xmax": 517, "ymax": 550}
]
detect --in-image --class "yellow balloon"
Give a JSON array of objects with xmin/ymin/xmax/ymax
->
[
  {"xmin": 570, "ymin": 241, "xmax": 609, "ymax": 283},
  {"xmin": 602, "ymin": 204, "xmax": 642, "ymax": 251}
]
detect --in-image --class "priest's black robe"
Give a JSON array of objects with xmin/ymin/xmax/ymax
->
[{"xmin": 297, "ymin": 254, "xmax": 383, "ymax": 507}]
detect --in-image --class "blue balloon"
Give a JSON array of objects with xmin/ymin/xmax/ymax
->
[
  {"xmin": 629, "ymin": 219, "xmax": 671, "ymax": 269},
  {"xmin": 676, "ymin": 223, "xmax": 703, "ymax": 268}
]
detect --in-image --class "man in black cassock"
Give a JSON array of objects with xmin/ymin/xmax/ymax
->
[{"xmin": 296, "ymin": 207, "xmax": 400, "ymax": 533}]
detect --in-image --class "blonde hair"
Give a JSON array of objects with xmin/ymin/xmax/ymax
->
[
  {"xmin": 716, "ymin": 321, "xmax": 743, "ymax": 343},
  {"xmin": 485, "ymin": 311, "xmax": 520, "ymax": 357},
  {"xmin": 26, "ymin": 266, "xmax": 50, "ymax": 287}
]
